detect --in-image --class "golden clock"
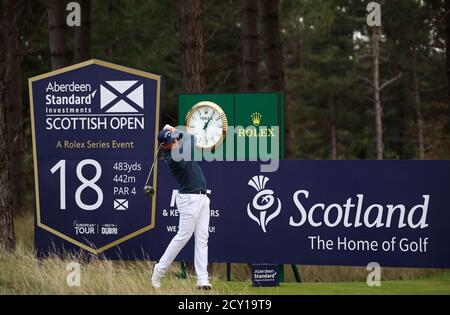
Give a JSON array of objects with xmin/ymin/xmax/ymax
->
[{"xmin": 185, "ymin": 101, "xmax": 228, "ymax": 149}]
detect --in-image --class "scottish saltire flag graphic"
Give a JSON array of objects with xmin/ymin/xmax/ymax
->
[{"xmin": 100, "ymin": 80, "xmax": 144, "ymax": 113}]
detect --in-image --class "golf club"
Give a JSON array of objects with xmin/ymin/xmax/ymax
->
[
  {"xmin": 144, "ymin": 131, "xmax": 183, "ymax": 198},
  {"xmin": 143, "ymin": 131, "xmax": 183, "ymax": 198},
  {"xmin": 143, "ymin": 144, "xmax": 161, "ymax": 198}
]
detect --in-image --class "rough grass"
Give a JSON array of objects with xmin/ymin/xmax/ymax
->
[
  {"xmin": 0, "ymin": 215, "xmax": 235, "ymax": 294},
  {"xmin": 0, "ymin": 214, "xmax": 449, "ymax": 294}
]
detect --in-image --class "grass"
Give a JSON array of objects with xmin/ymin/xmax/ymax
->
[
  {"xmin": 0, "ymin": 214, "xmax": 449, "ymax": 294},
  {"xmin": 227, "ymin": 273, "xmax": 450, "ymax": 295}
]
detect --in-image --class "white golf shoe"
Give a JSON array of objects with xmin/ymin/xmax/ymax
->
[
  {"xmin": 151, "ymin": 263, "xmax": 162, "ymax": 289},
  {"xmin": 196, "ymin": 279, "xmax": 212, "ymax": 290}
]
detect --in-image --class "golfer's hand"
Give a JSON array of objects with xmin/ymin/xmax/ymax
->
[{"xmin": 164, "ymin": 124, "xmax": 176, "ymax": 132}]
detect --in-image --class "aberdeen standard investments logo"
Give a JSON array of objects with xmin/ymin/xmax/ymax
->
[{"xmin": 247, "ymin": 175, "xmax": 281, "ymax": 233}]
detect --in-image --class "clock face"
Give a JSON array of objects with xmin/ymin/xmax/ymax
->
[{"xmin": 185, "ymin": 101, "xmax": 228, "ymax": 149}]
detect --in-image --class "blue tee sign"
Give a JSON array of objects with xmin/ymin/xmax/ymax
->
[{"xmin": 30, "ymin": 60, "xmax": 161, "ymax": 254}]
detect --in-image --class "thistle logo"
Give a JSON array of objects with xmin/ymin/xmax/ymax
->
[
  {"xmin": 247, "ymin": 175, "xmax": 281, "ymax": 233},
  {"xmin": 251, "ymin": 112, "xmax": 262, "ymax": 127},
  {"xmin": 100, "ymin": 80, "xmax": 144, "ymax": 113}
]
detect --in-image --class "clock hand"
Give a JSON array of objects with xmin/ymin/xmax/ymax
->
[{"xmin": 203, "ymin": 116, "xmax": 213, "ymax": 130}]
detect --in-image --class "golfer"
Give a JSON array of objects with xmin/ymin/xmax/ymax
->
[{"xmin": 151, "ymin": 125, "xmax": 212, "ymax": 290}]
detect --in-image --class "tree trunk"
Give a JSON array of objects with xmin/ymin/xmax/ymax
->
[
  {"xmin": 329, "ymin": 94, "xmax": 337, "ymax": 160},
  {"xmin": 241, "ymin": 0, "xmax": 259, "ymax": 275},
  {"xmin": 412, "ymin": 49, "xmax": 425, "ymax": 159},
  {"xmin": 3, "ymin": 0, "xmax": 26, "ymax": 215},
  {"xmin": 241, "ymin": 0, "xmax": 259, "ymax": 92},
  {"xmin": 180, "ymin": 0, "xmax": 205, "ymax": 92},
  {"xmin": 105, "ymin": 1, "xmax": 115, "ymax": 58},
  {"xmin": 0, "ymin": 0, "xmax": 16, "ymax": 253},
  {"xmin": 372, "ymin": 26, "xmax": 383, "ymax": 160},
  {"xmin": 47, "ymin": 0, "xmax": 68, "ymax": 69},
  {"xmin": 262, "ymin": 0, "xmax": 284, "ymax": 91},
  {"xmin": 74, "ymin": 0, "xmax": 91, "ymax": 63},
  {"xmin": 0, "ymin": 101, "xmax": 15, "ymax": 253},
  {"xmin": 445, "ymin": 0, "xmax": 450, "ymax": 102},
  {"xmin": 179, "ymin": 0, "xmax": 205, "ymax": 275},
  {"xmin": 262, "ymin": 0, "xmax": 291, "ymax": 158}
]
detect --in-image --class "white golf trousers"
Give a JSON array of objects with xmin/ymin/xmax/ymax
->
[{"xmin": 157, "ymin": 193, "xmax": 210, "ymax": 281}]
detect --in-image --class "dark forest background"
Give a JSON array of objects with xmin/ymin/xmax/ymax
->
[{"xmin": 0, "ymin": 0, "xmax": 449, "ymax": 252}]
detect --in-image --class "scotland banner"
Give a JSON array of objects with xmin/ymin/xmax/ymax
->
[{"xmin": 149, "ymin": 160, "xmax": 450, "ymax": 269}]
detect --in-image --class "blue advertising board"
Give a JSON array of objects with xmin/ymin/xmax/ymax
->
[
  {"xmin": 31, "ymin": 60, "xmax": 450, "ymax": 269},
  {"xmin": 30, "ymin": 59, "xmax": 161, "ymax": 254},
  {"xmin": 147, "ymin": 160, "xmax": 450, "ymax": 268}
]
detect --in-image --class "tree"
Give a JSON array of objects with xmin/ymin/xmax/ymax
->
[
  {"xmin": 240, "ymin": 0, "xmax": 259, "ymax": 92},
  {"xmin": 180, "ymin": 0, "xmax": 205, "ymax": 92},
  {"xmin": 283, "ymin": 0, "xmax": 358, "ymax": 159},
  {"xmin": 412, "ymin": 48, "xmax": 425, "ymax": 159},
  {"xmin": 371, "ymin": 26, "xmax": 383, "ymax": 160},
  {"xmin": 74, "ymin": 0, "xmax": 91, "ymax": 63},
  {"xmin": 3, "ymin": 0, "xmax": 26, "ymax": 214},
  {"xmin": 0, "ymin": 72, "xmax": 15, "ymax": 254},
  {"xmin": 262, "ymin": 0, "xmax": 284, "ymax": 91},
  {"xmin": 179, "ymin": 0, "xmax": 205, "ymax": 274},
  {"xmin": 262, "ymin": 0, "xmax": 291, "ymax": 157},
  {"xmin": 446, "ymin": 0, "xmax": 450, "ymax": 100},
  {"xmin": 382, "ymin": 0, "xmax": 439, "ymax": 159},
  {"xmin": 329, "ymin": 93, "xmax": 337, "ymax": 159},
  {"xmin": 0, "ymin": 0, "xmax": 17, "ymax": 253},
  {"xmin": 47, "ymin": 0, "xmax": 68, "ymax": 69},
  {"xmin": 358, "ymin": 24, "xmax": 401, "ymax": 160}
]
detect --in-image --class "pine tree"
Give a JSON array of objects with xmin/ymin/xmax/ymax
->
[
  {"xmin": 47, "ymin": 0, "xmax": 68, "ymax": 69},
  {"xmin": 180, "ymin": 0, "xmax": 205, "ymax": 92},
  {"xmin": 262, "ymin": 0, "xmax": 292, "ymax": 157},
  {"xmin": 241, "ymin": 0, "xmax": 259, "ymax": 92},
  {"xmin": 74, "ymin": 0, "xmax": 91, "ymax": 63},
  {"xmin": 0, "ymin": 0, "xmax": 17, "ymax": 253}
]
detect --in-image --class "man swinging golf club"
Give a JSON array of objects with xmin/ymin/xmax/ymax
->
[{"xmin": 151, "ymin": 124, "xmax": 212, "ymax": 290}]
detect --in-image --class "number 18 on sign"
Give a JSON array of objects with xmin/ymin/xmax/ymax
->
[{"xmin": 29, "ymin": 60, "xmax": 161, "ymax": 254}]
